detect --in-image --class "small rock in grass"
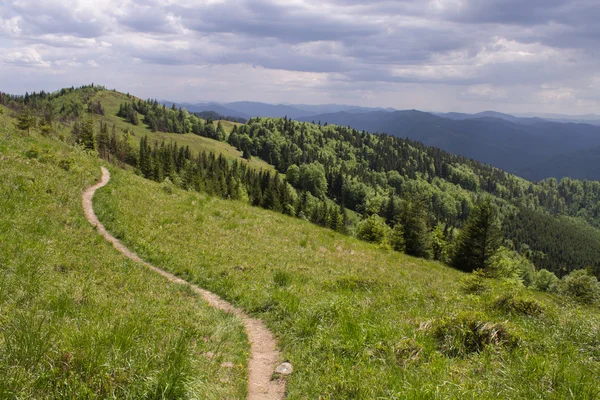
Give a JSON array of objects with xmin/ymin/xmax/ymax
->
[{"xmin": 275, "ymin": 362, "xmax": 293, "ymax": 375}]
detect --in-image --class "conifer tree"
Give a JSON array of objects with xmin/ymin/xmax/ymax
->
[
  {"xmin": 390, "ymin": 223, "xmax": 406, "ymax": 252},
  {"xmin": 402, "ymin": 195, "xmax": 432, "ymax": 259},
  {"xmin": 452, "ymin": 198, "xmax": 501, "ymax": 272},
  {"xmin": 15, "ymin": 107, "xmax": 35, "ymax": 135},
  {"xmin": 79, "ymin": 113, "xmax": 95, "ymax": 150}
]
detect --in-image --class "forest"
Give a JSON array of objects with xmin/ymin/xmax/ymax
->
[{"xmin": 3, "ymin": 86, "xmax": 600, "ymax": 280}]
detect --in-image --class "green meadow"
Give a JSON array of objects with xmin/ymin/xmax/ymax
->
[
  {"xmin": 94, "ymin": 163, "xmax": 600, "ymax": 399},
  {"xmin": 0, "ymin": 110, "xmax": 248, "ymax": 399}
]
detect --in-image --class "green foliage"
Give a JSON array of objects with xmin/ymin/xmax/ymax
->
[
  {"xmin": 401, "ymin": 195, "xmax": 432, "ymax": 259},
  {"xmin": 15, "ymin": 108, "xmax": 36, "ymax": 134},
  {"xmin": 493, "ymin": 293, "xmax": 545, "ymax": 316},
  {"xmin": 452, "ymin": 198, "xmax": 501, "ymax": 272},
  {"xmin": 297, "ymin": 162, "xmax": 328, "ymax": 198},
  {"xmin": 432, "ymin": 312, "xmax": 519, "ymax": 357},
  {"xmin": 488, "ymin": 246, "xmax": 535, "ymax": 287},
  {"xmin": 460, "ymin": 270, "xmax": 490, "ymax": 294},
  {"xmin": 558, "ymin": 269, "xmax": 600, "ymax": 304},
  {"xmin": 390, "ymin": 223, "xmax": 406, "ymax": 252},
  {"xmin": 431, "ymin": 224, "xmax": 449, "ymax": 263},
  {"xmin": 356, "ymin": 214, "xmax": 391, "ymax": 245},
  {"xmin": 533, "ymin": 269, "xmax": 559, "ymax": 292}
]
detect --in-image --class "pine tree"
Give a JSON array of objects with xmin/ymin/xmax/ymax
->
[
  {"xmin": 15, "ymin": 107, "xmax": 35, "ymax": 135},
  {"xmin": 452, "ymin": 198, "xmax": 501, "ymax": 272},
  {"xmin": 390, "ymin": 223, "xmax": 406, "ymax": 252},
  {"xmin": 79, "ymin": 113, "xmax": 95, "ymax": 150},
  {"xmin": 402, "ymin": 195, "xmax": 432, "ymax": 259}
]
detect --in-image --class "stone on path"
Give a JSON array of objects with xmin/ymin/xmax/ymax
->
[{"xmin": 275, "ymin": 362, "xmax": 293, "ymax": 375}]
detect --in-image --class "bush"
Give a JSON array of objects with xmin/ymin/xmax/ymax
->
[
  {"xmin": 162, "ymin": 177, "xmax": 174, "ymax": 194},
  {"xmin": 533, "ymin": 269, "xmax": 559, "ymax": 292},
  {"xmin": 558, "ymin": 269, "xmax": 600, "ymax": 305},
  {"xmin": 25, "ymin": 147, "xmax": 39, "ymax": 159},
  {"xmin": 460, "ymin": 270, "xmax": 490, "ymax": 294},
  {"xmin": 494, "ymin": 293, "xmax": 544, "ymax": 316},
  {"xmin": 356, "ymin": 214, "xmax": 391, "ymax": 245},
  {"xmin": 487, "ymin": 246, "xmax": 535, "ymax": 287},
  {"xmin": 432, "ymin": 312, "xmax": 519, "ymax": 357}
]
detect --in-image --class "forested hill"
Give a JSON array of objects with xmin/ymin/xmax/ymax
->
[
  {"xmin": 228, "ymin": 117, "xmax": 600, "ymax": 277},
  {"xmin": 297, "ymin": 110, "xmax": 600, "ymax": 181},
  {"xmin": 3, "ymin": 85, "xmax": 600, "ymax": 279}
]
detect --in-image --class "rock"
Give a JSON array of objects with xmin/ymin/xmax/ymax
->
[
  {"xmin": 221, "ymin": 362, "xmax": 234, "ymax": 368},
  {"xmin": 275, "ymin": 362, "xmax": 293, "ymax": 375}
]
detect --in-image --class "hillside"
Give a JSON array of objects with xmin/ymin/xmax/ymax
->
[
  {"xmin": 3, "ymin": 86, "xmax": 600, "ymax": 398},
  {"xmin": 0, "ymin": 108, "xmax": 248, "ymax": 398},
  {"xmin": 94, "ymin": 157, "xmax": 600, "ymax": 399},
  {"xmin": 298, "ymin": 110, "xmax": 600, "ymax": 181}
]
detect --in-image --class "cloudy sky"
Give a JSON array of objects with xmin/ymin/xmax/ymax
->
[{"xmin": 1, "ymin": 0, "xmax": 598, "ymax": 114}]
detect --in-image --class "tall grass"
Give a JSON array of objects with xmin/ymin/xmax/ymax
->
[
  {"xmin": 94, "ymin": 166, "xmax": 600, "ymax": 399},
  {"xmin": 0, "ymin": 115, "xmax": 248, "ymax": 399}
]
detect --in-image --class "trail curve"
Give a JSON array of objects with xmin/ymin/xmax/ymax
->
[{"xmin": 83, "ymin": 167, "xmax": 286, "ymax": 400}]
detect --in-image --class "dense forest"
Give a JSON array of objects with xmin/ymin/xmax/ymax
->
[
  {"xmin": 3, "ymin": 86, "xmax": 600, "ymax": 280},
  {"xmin": 225, "ymin": 117, "xmax": 600, "ymax": 277}
]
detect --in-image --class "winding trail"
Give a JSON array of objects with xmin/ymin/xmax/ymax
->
[{"xmin": 83, "ymin": 167, "xmax": 286, "ymax": 400}]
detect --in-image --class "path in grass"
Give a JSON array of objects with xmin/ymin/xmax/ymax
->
[{"xmin": 83, "ymin": 167, "xmax": 286, "ymax": 400}]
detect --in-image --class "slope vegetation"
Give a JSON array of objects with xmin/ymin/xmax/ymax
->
[
  {"xmin": 0, "ymin": 110, "xmax": 248, "ymax": 399},
  {"xmin": 94, "ymin": 165, "xmax": 600, "ymax": 399}
]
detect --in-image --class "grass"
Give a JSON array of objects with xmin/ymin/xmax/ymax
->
[
  {"xmin": 0, "ymin": 112, "xmax": 248, "ymax": 399},
  {"xmin": 91, "ymin": 90, "xmax": 275, "ymax": 172},
  {"xmin": 94, "ymin": 165, "xmax": 600, "ymax": 399}
]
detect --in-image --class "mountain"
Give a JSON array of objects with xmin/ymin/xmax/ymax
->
[
  {"xmin": 223, "ymin": 101, "xmax": 315, "ymax": 119},
  {"xmin": 515, "ymin": 112, "xmax": 600, "ymax": 126},
  {"xmin": 164, "ymin": 101, "xmax": 251, "ymax": 119},
  {"xmin": 298, "ymin": 110, "xmax": 600, "ymax": 181}
]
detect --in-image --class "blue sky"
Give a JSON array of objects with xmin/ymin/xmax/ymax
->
[{"xmin": 1, "ymin": 0, "xmax": 598, "ymax": 114}]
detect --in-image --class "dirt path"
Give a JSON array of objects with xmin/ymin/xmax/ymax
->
[{"xmin": 83, "ymin": 167, "xmax": 286, "ymax": 400}]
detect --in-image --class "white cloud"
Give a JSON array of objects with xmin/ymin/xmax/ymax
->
[{"xmin": 1, "ymin": 47, "xmax": 50, "ymax": 67}]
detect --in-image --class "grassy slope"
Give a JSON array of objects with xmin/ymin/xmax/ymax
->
[
  {"xmin": 92, "ymin": 90, "xmax": 275, "ymax": 172},
  {"xmin": 95, "ymin": 165, "xmax": 600, "ymax": 399},
  {"xmin": 0, "ymin": 110, "xmax": 248, "ymax": 399}
]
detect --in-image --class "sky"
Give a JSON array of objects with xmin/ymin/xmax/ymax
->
[{"xmin": 0, "ymin": 0, "xmax": 598, "ymax": 114}]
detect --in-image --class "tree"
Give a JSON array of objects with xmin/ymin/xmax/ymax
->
[
  {"xmin": 15, "ymin": 107, "xmax": 35, "ymax": 135},
  {"xmin": 216, "ymin": 121, "xmax": 227, "ymax": 141},
  {"xmin": 452, "ymin": 198, "xmax": 501, "ymax": 272},
  {"xmin": 431, "ymin": 224, "xmax": 449, "ymax": 262},
  {"xmin": 96, "ymin": 121, "xmax": 110, "ymax": 159},
  {"xmin": 402, "ymin": 195, "xmax": 432, "ymax": 259},
  {"xmin": 298, "ymin": 162, "xmax": 327, "ymax": 198},
  {"xmin": 390, "ymin": 223, "xmax": 406, "ymax": 252},
  {"xmin": 356, "ymin": 214, "xmax": 391, "ymax": 245}
]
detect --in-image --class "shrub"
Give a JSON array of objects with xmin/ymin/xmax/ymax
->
[
  {"xmin": 533, "ymin": 269, "xmax": 559, "ymax": 292},
  {"xmin": 558, "ymin": 269, "xmax": 600, "ymax": 305},
  {"xmin": 58, "ymin": 158, "xmax": 73, "ymax": 171},
  {"xmin": 487, "ymin": 246, "xmax": 535, "ymax": 287},
  {"xmin": 432, "ymin": 312, "xmax": 519, "ymax": 357},
  {"xmin": 162, "ymin": 177, "xmax": 174, "ymax": 194},
  {"xmin": 460, "ymin": 270, "xmax": 490, "ymax": 294},
  {"xmin": 25, "ymin": 147, "xmax": 39, "ymax": 159},
  {"xmin": 494, "ymin": 293, "xmax": 544, "ymax": 316},
  {"xmin": 356, "ymin": 214, "xmax": 391, "ymax": 245}
]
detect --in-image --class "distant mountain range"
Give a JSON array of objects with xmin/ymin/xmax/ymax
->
[
  {"xmin": 166, "ymin": 99, "xmax": 600, "ymax": 181},
  {"xmin": 165, "ymin": 101, "xmax": 396, "ymax": 120},
  {"xmin": 296, "ymin": 110, "xmax": 600, "ymax": 182}
]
